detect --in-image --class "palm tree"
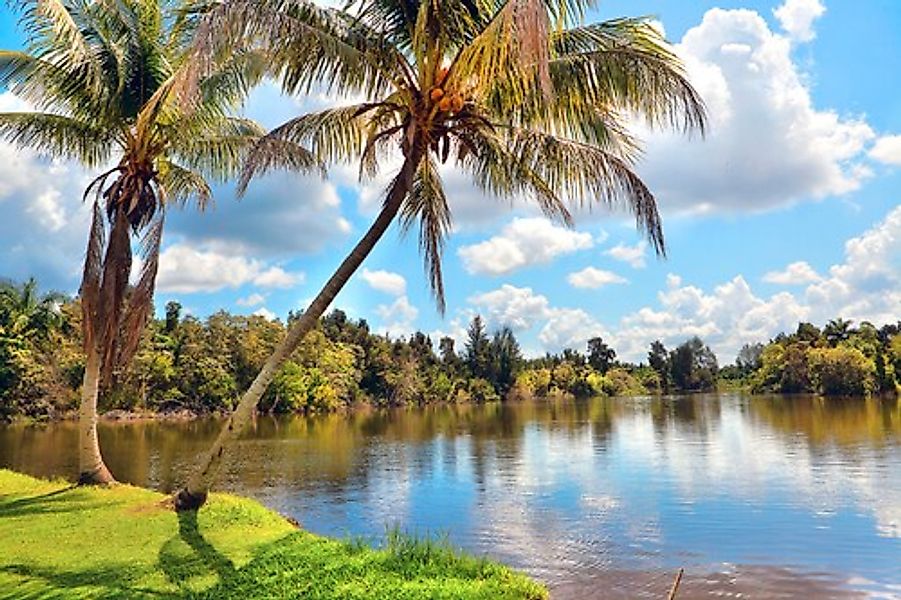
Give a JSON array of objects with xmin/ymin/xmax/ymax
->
[
  {"xmin": 0, "ymin": 278, "xmax": 66, "ymax": 340},
  {"xmin": 175, "ymin": 0, "xmax": 706, "ymax": 509},
  {"xmin": 824, "ymin": 318, "xmax": 854, "ymax": 347},
  {"xmin": 0, "ymin": 0, "xmax": 269, "ymax": 484}
]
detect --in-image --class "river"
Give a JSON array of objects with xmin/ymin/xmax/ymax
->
[{"xmin": 1, "ymin": 393, "xmax": 899, "ymax": 599}]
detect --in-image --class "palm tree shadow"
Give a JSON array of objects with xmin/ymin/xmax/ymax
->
[
  {"xmin": 158, "ymin": 510, "xmax": 235, "ymax": 590},
  {"xmin": 0, "ymin": 487, "xmax": 84, "ymax": 518}
]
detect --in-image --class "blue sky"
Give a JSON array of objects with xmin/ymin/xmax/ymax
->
[{"xmin": 0, "ymin": 0, "xmax": 899, "ymax": 362}]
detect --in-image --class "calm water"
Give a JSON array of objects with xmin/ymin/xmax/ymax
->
[{"xmin": 2, "ymin": 393, "xmax": 900, "ymax": 599}]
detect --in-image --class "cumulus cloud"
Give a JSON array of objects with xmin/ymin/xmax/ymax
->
[
  {"xmin": 375, "ymin": 295, "xmax": 419, "ymax": 335},
  {"xmin": 567, "ymin": 267, "xmax": 628, "ymax": 289},
  {"xmin": 773, "ymin": 0, "xmax": 826, "ymax": 42},
  {"xmin": 604, "ymin": 241, "xmax": 647, "ymax": 269},
  {"xmin": 0, "ymin": 93, "xmax": 95, "ymax": 290},
  {"xmin": 168, "ymin": 172, "xmax": 351, "ymax": 258},
  {"xmin": 236, "ymin": 293, "xmax": 266, "ymax": 307},
  {"xmin": 458, "ymin": 218, "xmax": 593, "ymax": 276},
  {"xmin": 869, "ymin": 135, "xmax": 901, "ymax": 166},
  {"xmin": 538, "ymin": 308, "xmax": 608, "ymax": 352},
  {"xmin": 361, "ymin": 268, "xmax": 406, "ymax": 296},
  {"xmin": 156, "ymin": 243, "xmax": 304, "ymax": 293},
  {"xmin": 253, "ymin": 307, "xmax": 278, "ymax": 321},
  {"xmin": 467, "ymin": 284, "xmax": 607, "ymax": 354},
  {"xmin": 637, "ymin": 7, "xmax": 874, "ymax": 214},
  {"xmin": 762, "ymin": 261, "xmax": 822, "ymax": 285},
  {"xmin": 461, "ymin": 206, "xmax": 901, "ymax": 363},
  {"xmin": 804, "ymin": 205, "xmax": 901, "ymax": 325},
  {"xmin": 468, "ymin": 284, "xmax": 551, "ymax": 330},
  {"xmin": 611, "ymin": 206, "xmax": 901, "ymax": 361}
]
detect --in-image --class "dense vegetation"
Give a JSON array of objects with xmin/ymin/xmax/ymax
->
[
  {"xmin": 0, "ymin": 469, "xmax": 546, "ymax": 599},
  {"xmin": 2, "ymin": 279, "xmax": 897, "ymax": 421}
]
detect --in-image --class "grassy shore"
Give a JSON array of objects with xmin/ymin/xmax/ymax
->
[{"xmin": 0, "ymin": 470, "xmax": 547, "ymax": 599}]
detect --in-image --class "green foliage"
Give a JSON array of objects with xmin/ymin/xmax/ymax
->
[
  {"xmin": 0, "ymin": 469, "xmax": 545, "ymax": 599},
  {"xmin": 669, "ymin": 337, "xmax": 718, "ymax": 392},
  {"xmin": 808, "ymin": 346, "xmax": 876, "ymax": 397}
]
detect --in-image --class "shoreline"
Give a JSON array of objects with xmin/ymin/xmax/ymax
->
[{"xmin": 0, "ymin": 469, "xmax": 548, "ymax": 599}]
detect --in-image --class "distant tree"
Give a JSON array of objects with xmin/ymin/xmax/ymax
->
[
  {"xmin": 465, "ymin": 316, "xmax": 491, "ymax": 380},
  {"xmin": 794, "ymin": 322, "xmax": 822, "ymax": 344},
  {"xmin": 587, "ymin": 337, "xmax": 616, "ymax": 374},
  {"xmin": 0, "ymin": 279, "xmax": 65, "ymax": 340},
  {"xmin": 164, "ymin": 302, "xmax": 182, "ymax": 334},
  {"xmin": 736, "ymin": 342, "xmax": 764, "ymax": 375},
  {"xmin": 669, "ymin": 337, "xmax": 718, "ymax": 392},
  {"xmin": 824, "ymin": 318, "xmax": 854, "ymax": 347},
  {"xmin": 648, "ymin": 340, "xmax": 670, "ymax": 392},
  {"xmin": 489, "ymin": 326, "xmax": 522, "ymax": 394}
]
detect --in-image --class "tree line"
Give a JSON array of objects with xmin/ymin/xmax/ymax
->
[{"xmin": 3, "ymin": 279, "xmax": 897, "ymax": 422}]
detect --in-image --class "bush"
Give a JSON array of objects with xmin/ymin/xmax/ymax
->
[{"xmin": 809, "ymin": 346, "xmax": 876, "ymax": 396}]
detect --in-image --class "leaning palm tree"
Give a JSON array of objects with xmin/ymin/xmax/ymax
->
[
  {"xmin": 0, "ymin": 0, "xmax": 268, "ymax": 484},
  {"xmin": 175, "ymin": 0, "xmax": 706, "ymax": 509}
]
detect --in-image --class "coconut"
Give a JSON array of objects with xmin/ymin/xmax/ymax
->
[
  {"xmin": 438, "ymin": 96, "xmax": 453, "ymax": 112},
  {"xmin": 430, "ymin": 88, "xmax": 445, "ymax": 102}
]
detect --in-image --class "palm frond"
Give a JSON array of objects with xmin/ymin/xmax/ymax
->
[
  {"xmin": 168, "ymin": 116, "xmax": 265, "ymax": 181},
  {"xmin": 547, "ymin": 18, "xmax": 707, "ymax": 134},
  {"xmin": 80, "ymin": 200, "xmax": 105, "ymax": 354},
  {"xmin": 116, "ymin": 210, "xmax": 164, "ymax": 377},
  {"xmin": 0, "ymin": 111, "xmax": 113, "ymax": 166},
  {"xmin": 504, "ymin": 126, "xmax": 665, "ymax": 254},
  {"xmin": 237, "ymin": 136, "xmax": 322, "ymax": 196},
  {"xmin": 156, "ymin": 160, "xmax": 213, "ymax": 210},
  {"xmin": 400, "ymin": 154, "xmax": 452, "ymax": 313}
]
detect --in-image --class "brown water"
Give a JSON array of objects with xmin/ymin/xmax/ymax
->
[{"xmin": 1, "ymin": 393, "xmax": 900, "ymax": 599}]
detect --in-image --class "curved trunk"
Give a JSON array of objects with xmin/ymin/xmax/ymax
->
[
  {"xmin": 77, "ymin": 347, "xmax": 115, "ymax": 485},
  {"xmin": 174, "ymin": 142, "xmax": 424, "ymax": 510}
]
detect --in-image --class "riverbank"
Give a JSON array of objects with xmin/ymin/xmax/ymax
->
[{"xmin": 0, "ymin": 469, "xmax": 547, "ymax": 599}]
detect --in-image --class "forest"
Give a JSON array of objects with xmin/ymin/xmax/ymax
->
[{"xmin": 2, "ymin": 278, "xmax": 898, "ymax": 421}]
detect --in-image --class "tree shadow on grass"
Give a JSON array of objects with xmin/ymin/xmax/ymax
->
[
  {"xmin": 158, "ymin": 510, "xmax": 236, "ymax": 593},
  {"xmin": 0, "ymin": 487, "xmax": 94, "ymax": 518},
  {"xmin": 0, "ymin": 562, "xmax": 165, "ymax": 600}
]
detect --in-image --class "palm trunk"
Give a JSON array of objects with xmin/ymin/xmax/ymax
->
[
  {"xmin": 77, "ymin": 347, "xmax": 115, "ymax": 485},
  {"xmin": 174, "ymin": 143, "xmax": 423, "ymax": 510}
]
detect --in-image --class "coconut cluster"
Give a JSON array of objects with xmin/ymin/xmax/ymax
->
[{"xmin": 429, "ymin": 67, "xmax": 465, "ymax": 114}]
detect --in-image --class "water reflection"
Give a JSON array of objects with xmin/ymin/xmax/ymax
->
[{"xmin": 1, "ymin": 394, "xmax": 900, "ymax": 599}]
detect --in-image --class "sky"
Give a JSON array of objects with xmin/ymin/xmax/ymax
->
[{"xmin": 0, "ymin": 0, "xmax": 899, "ymax": 363}]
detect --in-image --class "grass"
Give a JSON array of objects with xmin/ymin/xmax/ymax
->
[{"xmin": 0, "ymin": 470, "xmax": 547, "ymax": 599}]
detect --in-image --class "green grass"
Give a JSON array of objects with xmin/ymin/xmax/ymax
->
[{"xmin": 0, "ymin": 470, "xmax": 547, "ymax": 599}]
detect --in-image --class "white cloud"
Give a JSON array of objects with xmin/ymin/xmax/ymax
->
[
  {"xmin": 168, "ymin": 171, "xmax": 350, "ymax": 258},
  {"xmin": 252, "ymin": 307, "xmax": 277, "ymax": 320},
  {"xmin": 638, "ymin": 7, "xmax": 874, "ymax": 214},
  {"xmin": 156, "ymin": 243, "xmax": 304, "ymax": 293},
  {"xmin": 538, "ymin": 308, "xmax": 607, "ymax": 352},
  {"xmin": 361, "ymin": 268, "xmax": 406, "ymax": 296},
  {"xmin": 0, "ymin": 94, "xmax": 96, "ymax": 289},
  {"xmin": 611, "ymin": 206, "xmax": 901, "ymax": 362},
  {"xmin": 466, "ymin": 284, "xmax": 607, "ymax": 354},
  {"xmin": 567, "ymin": 267, "xmax": 628, "ymax": 289},
  {"xmin": 869, "ymin": 135, "xmax": 901, "ymax": 166},
  {"xmin": 236, "ymin": 293, "xmax": 266, "ymax": 307},
  {"xmin": 605, "ymin": 242, "xmax": 647, "ymax": 269},
  {"xmin": 804, "ymin": 205, "xmax": 901, "ymax": 325},
  {"xmin": 375, "ymin": 295, "xmax": 419, "ymax": 335},
  {"xmin": 252, "ymin": 266, "xmax": 305, "ymax": 288},
  {"xmin": 458, "ymin": 218, "xmax": 593, "ymax": 276},
  {"xmin": 774, "ymin": 0, "xmax": 826, "ymax": 42},
  {"xmin": 468, "ymin": 284, "xmax": 551, "ymax": 330},
  {"xmin": 762, "ymin": 261, "xmax": 822, "ymax": 285}
]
